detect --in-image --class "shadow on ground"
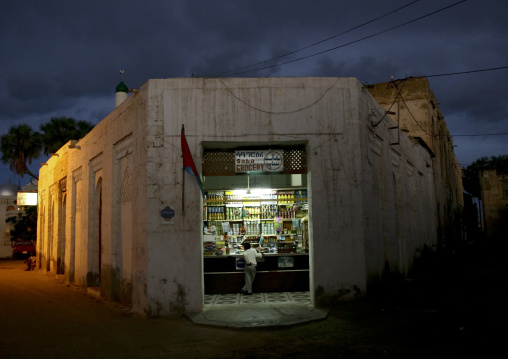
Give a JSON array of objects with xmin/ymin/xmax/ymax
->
[
  {"xmin": 0, "ymin": 239, "xmax": 504, "ymax": 358},
  {"xmin": 226, "ymin": 239, "xmax": 506, "ymax": 358}
]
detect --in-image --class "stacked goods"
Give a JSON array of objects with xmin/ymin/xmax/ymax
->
[{"xmin": 203, "ymin": 242, "xmax": 215, "ymax": 255}]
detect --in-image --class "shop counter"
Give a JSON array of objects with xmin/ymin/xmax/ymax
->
[{"xmin": 203, "ymin": 252, "xmax": 309, "ymax": 294}]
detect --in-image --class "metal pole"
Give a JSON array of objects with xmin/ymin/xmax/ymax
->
[{"xmin": 182, "ymin": 124, "xmax": 185, "ymax": 216}]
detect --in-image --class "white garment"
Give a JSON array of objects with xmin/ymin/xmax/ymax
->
[
  {"xmin": 243, "ymin": 247, "xmax": 262, "ymax": 266},
  {"xmin": 242, "ymin": 248, "xmax": 262, "ymax": 294},
  {"xmin": 242, "ymin": 265, "xmax": 256, "ymax": 294}
]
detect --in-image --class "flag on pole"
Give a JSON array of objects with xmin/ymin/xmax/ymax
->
[{"xmin": 181, "ymin": 125, "xmax": 205, "ymax": 198}]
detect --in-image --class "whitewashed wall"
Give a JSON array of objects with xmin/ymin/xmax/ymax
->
[
  {"xmin": 144, "ymin": 77, "xmax": 436, "ymax": 311},
  {"xmin": 38, "ymin": 77, "xmax": 442, "ymax": 315}
]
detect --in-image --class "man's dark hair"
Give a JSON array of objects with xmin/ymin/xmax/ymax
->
[{"xmin": 243, "ymin": 242, "xmax": 251, "ymax": 249}]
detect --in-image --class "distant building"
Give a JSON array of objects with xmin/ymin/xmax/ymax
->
[
  {"xmin": 0, "ymin": 183, "xmax": 20, "ymax": 257},
  {"xmin": 0, "ymin": 181, "xmax": 37, "ymax": 257},
  {"xmin": 480, "ymin": 169, "xmax": 508, "ymax": 241},
  {"xmin": 36, "ymin": 77, "xmax": 462, "ymax": 316}
]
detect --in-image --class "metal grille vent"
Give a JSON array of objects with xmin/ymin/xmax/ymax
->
[
  {"xmin": 283, "ymin": 148, "xmax": 307, "ymax": 174},
  {"xmin": 203, "ymin": 146, "xmax": 307, "ymax": 176},
  {"xmin": 202, "ymin": 150, "xmax": 236, "ymax": 176}
]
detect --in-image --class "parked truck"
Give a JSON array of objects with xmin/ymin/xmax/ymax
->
[{"xmin": 12, "ymin": 240, "xmax": 35, "ymax": 259}]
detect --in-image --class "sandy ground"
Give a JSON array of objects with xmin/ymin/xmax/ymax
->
[{"xmin": 0, "ymin": 242, "xmax": 505, "ymax": 358}]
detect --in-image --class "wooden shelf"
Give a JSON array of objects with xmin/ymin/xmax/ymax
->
[{"xmin": 204, "ymin": 198, "xmax": 308, "ymax": 205}]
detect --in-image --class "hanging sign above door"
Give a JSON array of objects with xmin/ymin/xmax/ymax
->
[{"xmin": 234, "ymin": 150, "xmax": 284, "ymax": 173}]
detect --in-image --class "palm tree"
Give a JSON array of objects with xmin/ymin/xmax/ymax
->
[
  {"xmin": 40, "ymin": 117, "xmax": 94, "ymax": 155},
  {"xmin": 489, "ymin": 155, "xmax": 508, "ymax": 174},
  {"xmin": 0, "ymin": 124, "xmax": 42, "ymax": 180},
  {"xmin": 75, "ymin": 120, "xmax": 95, "ymax": 137}
]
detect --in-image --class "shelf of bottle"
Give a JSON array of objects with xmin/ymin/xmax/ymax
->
[
  {"xmin": 202, "ymin": 233, "xmax": 297, "ymax": 238},
  {"xmin": 238, "ymin": 235, "xmax": 295, "ymax": 239},
  {"xmin": 204, "ymin": 219, "xmax": 258, "ymax": 222},
  {"xmin": 204, "ymin": 198, "xmax": 308, "ymax": 205},
  {"xmin": 204, "ymin": 218, "xmax": 303, "ymax": 222}
]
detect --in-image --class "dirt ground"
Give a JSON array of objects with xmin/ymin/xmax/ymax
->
[{"xmin": 0, "ymin": 241, "xmax": 505, "ymax": 359}]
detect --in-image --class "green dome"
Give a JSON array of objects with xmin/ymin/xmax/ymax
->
[{"xmin": 116, "ymin": 81, "xmax": 129, "ymax": 93}]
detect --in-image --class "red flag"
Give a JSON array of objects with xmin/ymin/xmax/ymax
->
[{"xmin": 181, "ymin": 126, "xmax": 204, "ymax": 197}]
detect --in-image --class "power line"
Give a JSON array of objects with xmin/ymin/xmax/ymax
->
[
  {"xmin": 431, "ymin": 131, "xmax": 508, "ymax": 137},
  {"xmin": 399, "ymin": 94, "xmax": 433, "ymax": 137},
  {"xmin": 217, "ymin": 78, "xmax": 340, "ymax": 114},
  {"xmin": 209, "ymin": 0, "xmax": 422, "ymax": 77},
  {"xmin": 425, "ymin": 66, "xmax": 508, "ymax": 78},
  {"xmin": 371, "ymin": 79, "xmax": 409, "ymax": 127},
  {"xmin": 452, "ymin": 132, "xmax": 508, "ymax": 137},
  {"xmin": 210, "ymin": 0, "xmax": 467, "ymax": 77}
]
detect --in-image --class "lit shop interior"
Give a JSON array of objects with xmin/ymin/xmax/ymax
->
[{"xmin": 201, "ymin": 146, "xmax": 310, "ymax": 294}]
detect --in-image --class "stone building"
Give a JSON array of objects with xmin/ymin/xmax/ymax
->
[
  {"xmin": 367, "ymin": 77, "xmax": 464, "ymax": 247},
  {"xmin": 480, "ymin": 169, "xmax": 508, "ymax": 241},
  {"xmin": 0, "ymin": 181, "xmax": 38, "ymax": 257},
  {"xmin": 0, "ymin": 183, "xmax": 20, "ymax": 257},
  {"xmin": 36, "ymin": 77, "xmax": 462, "ymax": 315}
]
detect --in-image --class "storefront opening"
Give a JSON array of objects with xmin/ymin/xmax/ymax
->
[{"xmin": 201, "ymin": 146, "xmax": 310, "ymax": 298}]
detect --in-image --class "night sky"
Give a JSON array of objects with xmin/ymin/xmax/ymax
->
[{"xmin": 1, "ymin": 0, "xmax": 507, "ymax": 186}]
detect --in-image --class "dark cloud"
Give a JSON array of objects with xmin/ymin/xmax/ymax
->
[
  {"xmin": 433, "ymin": 73, "xmax": 507, "ymax": 125},
  {"xmin": 1, "ymin": 0, "xmax": 508, "ymax": 184}
]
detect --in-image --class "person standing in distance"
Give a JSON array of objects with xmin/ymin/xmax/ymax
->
[{"xmin": 240, "ymin": 242, "xmax": 262, "ymax": 295}]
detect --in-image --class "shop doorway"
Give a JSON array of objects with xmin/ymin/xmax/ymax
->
[{"xmin": 201, "ymin": 145, "xmax": 310, "ymax": 303}]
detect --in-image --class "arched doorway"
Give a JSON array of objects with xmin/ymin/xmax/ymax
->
[
  {"xmin": 57, "ymin": 193, "xmax": 66, "ymax": 275},
  {"xmin": 88, "ymin": 178, "xmax": 102, "ymax": 287},
  {"xmin": 48, "ymin": 199, "xmax": 54, "ymax": 272}
]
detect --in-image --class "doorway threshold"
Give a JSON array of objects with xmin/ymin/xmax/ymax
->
[
  {"xmin": 190, "ymin": 291, "xmax": 328, "ymax": 328},
  {"xmin": 204, "ymin": 291, "xmax": 310, "ymax": 307}
]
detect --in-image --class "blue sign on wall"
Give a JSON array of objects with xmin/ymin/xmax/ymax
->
[{"xmin": 160, "ymin": 206, "xmax": 175, "ymax": 221}]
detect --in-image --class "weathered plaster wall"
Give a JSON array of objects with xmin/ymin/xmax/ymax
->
[
  {"xmin": 361, "ymin": 111, "xmax": 436, "ymax": 286},
  {"xmin": 38, "ymin": 84, "xmax": 149, "ymax": 313},
  {"xmin": 37, "ymin": 76, "xmax": 448, "ymax": 316},
  {"xmin": 368, "ymin": 77, "xmax": 464, "ymax": 247},
  {"xmin": 37, "ymin": 150, "xmax": 69, "ymax": 273},
  {"xmin": 142, "ymin": 77, "xmax": 436, "ymax": 312}
]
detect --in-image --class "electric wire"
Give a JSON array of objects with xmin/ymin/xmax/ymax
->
[
  {"xmin": 424, "ymin": 66, "xmax": 508, "ymax": 78},
  {"xmin": 209, "ymin": 0, "xmax": 422, "ymax": 77},
  {"xmin": 421, "ymin": 63, "xmax": 508, "ymax": 138},
  {"xmin": 209, "ymin": 0, "xmax": 467, "ymax": 77},
  {"xmin": 368, "ymin": 75, "xmax": 508, "ymax": 137},
  {"xmin": 371, "ymin": 79, "xmax": 409, "ymax": 127},
  {"xmin": 217, "ymin": 77, "xmax": 340, "ymax": 114},
  {"xmin": 452, "ymin": 132, "xmax": 508, "ymax": 137},
  {"xmin": 399, "ymin": 95, "xmax": 433, "ymax": 137}
]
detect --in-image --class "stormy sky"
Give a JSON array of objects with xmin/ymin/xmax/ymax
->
[{"xmin": 1, "ymin": 0, "xmax": 507, "ymax": 186}]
